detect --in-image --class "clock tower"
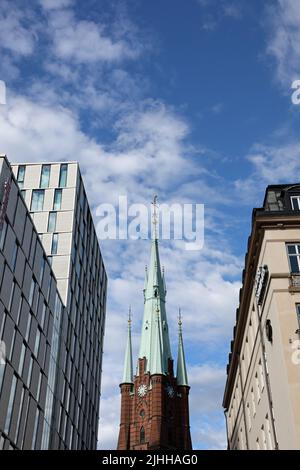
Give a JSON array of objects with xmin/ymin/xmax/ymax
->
[{"xmin": 117, "ymin": 201, "xmax": 192, "ymax": 450}]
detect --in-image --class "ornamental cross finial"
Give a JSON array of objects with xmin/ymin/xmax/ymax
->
[
  {"xmin": 151, "ymin": 195, "xmax": 158, "ymax": 240},
  {"xmin": 178, "ymin": 308, "xmax": 182, "ymax": 329}
]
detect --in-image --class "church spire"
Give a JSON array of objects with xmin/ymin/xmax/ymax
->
[
  {"xmin": 176, "ymin": 309, "xmax": 189, "ymax": 386},
  {"xmin": 122, "ymin": 307, "xmax": 133, "ymax": 384},
  {"xmin": 117, "ymin": 199, "xmax": 192, "ymax": 451},
  {"xmin": 138, "ymin": 196, "xmax": 172, "ymax": 375}
]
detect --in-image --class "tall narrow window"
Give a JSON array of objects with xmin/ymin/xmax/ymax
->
[
  {"xmin": 9, "ymin": 328, "xmax": 16, "ymax": 361},
  {"xmin": 47, "ymin": 212, "xmax": 57, "ymax": 232},
  {"xmin": 18, "ymin": 343, "xmax": 26, "ymax": 376},
  {"xmin": 296, "ymin": 304, "xmax": 300, "ymax": 330},
  {"xmin": 11, "ymin": 242, "xmax": 18, "ymax": 271},
  {"xmin": 140, "ymin": 426, "xmax": 145, "ymax": 444},
  {"xmin": 27, "ymin": 356, "xmax": 33, "ymax": 388},
  {"xmin": 40, "ymin": 257, "xmax": 45, "ymax": 284},
  {"xmin": 29, "ymin": 278, "xmax": 36, "ymax": 306},
  {"xmin": 291, "ymin": 196, "xmax": 300, "ymax": 211},
  {"xmin": 37, "ymin": 371, "xmax": 42, "ymax": 402},
  {"xmin": 0, "ymin": 220, "xmax": 7, "ymax": 250},
  {"xmin": 4, "ymin": 375, "xmax": 17, "ymax": 434},
  {"xmin": 59, "ymin": 164, "xmax": 68, "ymax": 188},
  {"xmin": 16, "ymin": 296, "xmax": 23, "ymax": 325},
  {"xmin": 34, "ymin": 329, "xmax": 41, "ymax": 357},
  {"xmin": 36, "ymin": 327, "xmax": 43, "ymax": 362},
  {"xmin": 32, "ymin": 408, "xmax": 40, "ymax": 450},
  {"xmin": 17, "ymin": 165, "xmax": 26, "ymax": 189},
  {"xmin": 14, "ymin": 387, "xmax": 25, "ymax": 443},
  {"xmin": 25, "ymin": 313, "xmax": 32, "ymax": 342},
  {"xmin": 40, "ymin": 165, "xmax": 50, "ymax": 189},
  {"xmin": 40, "ymin": 301, "xmax": 47, "ymax": 329},
  {"xmin": 31, "ymin": 190, "xmax": 45, "ymax": 211},
  {"xmin": 53, "ymin": 189, "xmax": 62, "ymax": 210},
  {"xmin": 51, "ymin": 233, "xmax": 58, "ymax": 255},
  {"xmin": 0, "ymin": 363, "xmax": 5, "ymax": 395},
  {"xmin": 8, "ymin": 280, "xmax": 16, "ymax": 311},
  {"xmin": 287, "ymin": 244, "xmax": 300, "ymax": 273}
]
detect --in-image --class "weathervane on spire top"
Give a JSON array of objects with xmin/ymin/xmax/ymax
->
[
  {"xmin": 178, "ymin": 308, "xmax": 182, "ymax": 329},
  {"xmin": 152, "ymin": 195, "xmax": 159, "ymax": 240}
]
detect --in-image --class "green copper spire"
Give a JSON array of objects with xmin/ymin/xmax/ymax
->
[
  {"xmin": 176, "ymin": 309, "xmax": 189, "ymax": 386},
  {"xmin": 151, "ymin": 307, "xmax": 163, "ymax": 374},
  {"xmin": 138, "ymin": 197, "xmax": 172, "ymax": 375},
  {"xmin": 122, "ymin": 307, "xmax": 133, "ymax": 384}
]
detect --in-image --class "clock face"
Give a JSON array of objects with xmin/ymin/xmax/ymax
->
[
  {"xmin": 166, "ymin": 385, "xmax": 175, "ymax": 398},
  {"xmin": 138, "ymin": 384, "xmax": 148, "ymax": 398}
]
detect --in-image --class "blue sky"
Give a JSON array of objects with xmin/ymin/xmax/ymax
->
[{"xmin": 1, "ymin": 0, "xmax": 300, "ymax": 450}]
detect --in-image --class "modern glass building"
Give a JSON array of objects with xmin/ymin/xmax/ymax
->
[{"xmin": 0, "ymin": 155, "xmax": 107, "ymax": 449}]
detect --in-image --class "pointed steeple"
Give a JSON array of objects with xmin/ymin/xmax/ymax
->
[
  {"xmin": 122, "ymin": 307, "xmax": 133, "ymax": 384},
  {"xmin": 176, "ymin": 309, "xmax": 189, "ymax": 386},
  {"xmin": 138, "ymin": 197, "xmax": 172, "ymax": 375}
]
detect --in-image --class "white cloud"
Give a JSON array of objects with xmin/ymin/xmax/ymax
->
[
  {"xmin": 197, "ymin": 0, "xmax": 243, "ymax": 31},
  {"xmin": 52, "ymin": 18, "xmax": 136, "ymax": 63},
  {"xmin": 223, "ymin": 4, "xmax": 242, "ymax": 19},
  {"xmin": 194, "ymin": 422, "xmax": 227, "ymax": 449},
  {"xmin": 42, "ymin": 6, "xmax": 141, "ymax": 64},
  {"xmin": 235, "ymin": 139, "xmax": 300, "ymax": 205},
  {"xmin": 266, "ymin": 0, "xmax": 300, "ymax": 86},
  {"xmin": 0, "ymin": 0, "xmax": 141, "ymax": 68},
  {"xmin": 189, "ymin": 364, "xmax": 226, "ymax": 413},
  {"xmin": 98, "ymin": 394, "xmax": 120, "ymax": 450},
  {"xmin": 0, "ymin": 1, "xmax": 36, "ymax": 56},
  {"xmin": 247, "ymin": 141, "xmax": 300, "ymax": 182},
  {"xmin": 211, "ymin": 102, "xmax": 224, "ymax": 114},
  {"xmin": 39, "ymin": 0, "xmax": 74, "ymax": 10}
]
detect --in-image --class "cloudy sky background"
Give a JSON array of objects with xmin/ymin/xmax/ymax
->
[{"xmin": 1, "ymin": 0, "xmax": 300, "ymax": 450}]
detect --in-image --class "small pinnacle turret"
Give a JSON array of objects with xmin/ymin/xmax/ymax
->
[
  {"xmin": 176, "ymin": 309, "xmax": 189, "ymax": 387},
  {"xmin": 122, "ymin": 307, "xmax": 133, "ymax": 384}
]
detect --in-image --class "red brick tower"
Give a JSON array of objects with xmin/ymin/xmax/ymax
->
[{"xmin": 117, "ymin": 202, "xmax": 192, "ymax": 450}]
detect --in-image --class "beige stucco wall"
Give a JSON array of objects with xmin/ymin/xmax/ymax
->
[{"xmin": 227, "ymin": 227, "xmax": 300, "ymax": 449}]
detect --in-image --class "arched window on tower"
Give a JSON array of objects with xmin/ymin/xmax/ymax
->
[{"xmin": 140, "ymin": 426, "xmax": 145, "ymax": 444}]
